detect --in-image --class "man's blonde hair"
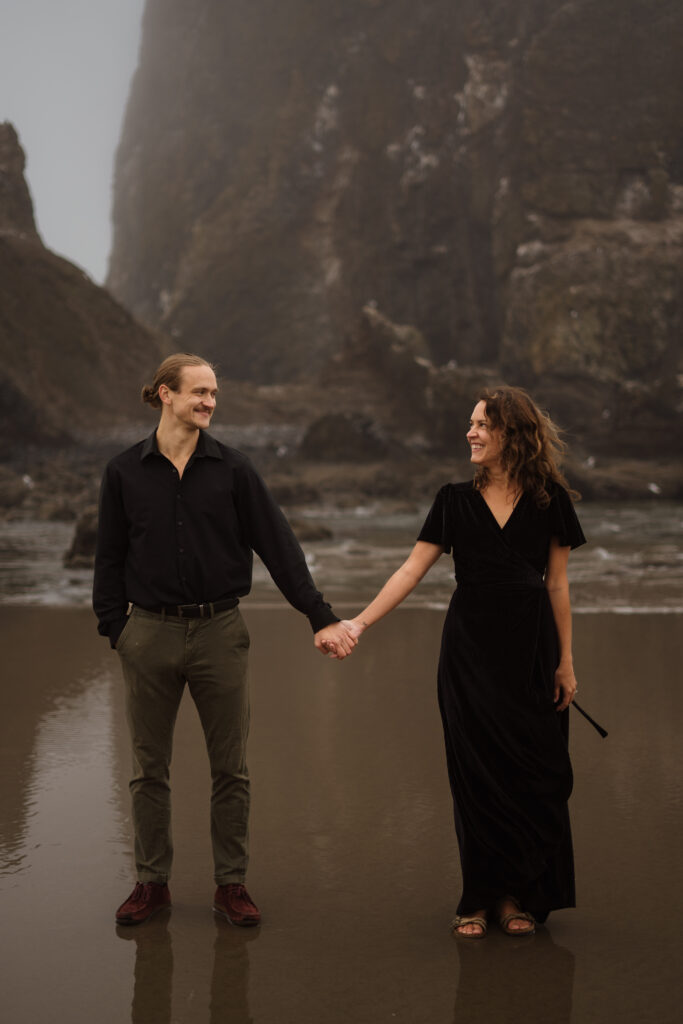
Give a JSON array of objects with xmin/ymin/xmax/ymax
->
[{"xmin": 141, "ymin": 353, "xmax": 215, "ymax": 409}]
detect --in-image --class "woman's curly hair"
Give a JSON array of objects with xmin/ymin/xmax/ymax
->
[{"xmin": 473, "ymin": 385, "xmax": 578, "ymax": 508}]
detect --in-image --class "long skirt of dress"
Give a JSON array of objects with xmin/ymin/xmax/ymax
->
[{"xmin": 438, "ymin": 581, "xmax": 575, "ymax": 923}]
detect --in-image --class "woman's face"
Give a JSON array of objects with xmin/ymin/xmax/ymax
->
[{"xmin": 467, "ymin": 400, "xmax": 503, "ymax": 470}]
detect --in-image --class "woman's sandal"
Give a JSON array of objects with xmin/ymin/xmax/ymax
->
[
  {"xmin": 451, "ymin": 914, "xmax": 488, "ymax": 940},
  {"xmin": 497, "ymin": 897, "xmax": 536, "ymax": 936}
]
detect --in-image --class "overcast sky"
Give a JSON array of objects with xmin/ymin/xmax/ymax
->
[{"xmin": 0, "ymin": 0, "xmax": 144, "ymax": 282}]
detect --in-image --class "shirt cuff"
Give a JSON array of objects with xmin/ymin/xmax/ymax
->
[
  {"xmin": 307, "ymin": 604, "xmax": 340, "ymax": 633},
  {"xmin": 99, "ymin": 615, "xmax": 129, "ymax": 649}
]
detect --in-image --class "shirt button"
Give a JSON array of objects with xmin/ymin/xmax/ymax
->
[{"xmin": 177, "ymin": 521, "xmax": 183, "ymax": 526}]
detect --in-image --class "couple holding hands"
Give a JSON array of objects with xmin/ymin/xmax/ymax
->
[{"xmin": 94, "ymin": 353, "xmax": 585, "ymax": 938}]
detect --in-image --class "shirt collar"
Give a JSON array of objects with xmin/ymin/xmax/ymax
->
[
  {"xmin": 140, "ymin": 429, "xmax": 223, "ymax": 461},
  {"xmin": 140, "ymin": 431, "xmax": 160, "ymax": 460},
  {"xmin": 198, "ymin": 432, "xmax": 223, "ymax": 459}
]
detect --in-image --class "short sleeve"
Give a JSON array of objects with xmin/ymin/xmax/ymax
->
[
  {"xmin": 417, "ymin": 485, "xmax": 452, "ymax": 553},
  {"xmin": 548, "ymin": 486, "xmax": 586, "ymax": 550}
]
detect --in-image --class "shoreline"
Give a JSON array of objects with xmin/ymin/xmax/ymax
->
[{"xmin": 2, "ymin": 500, "xmax": 683, "ymax": 615}]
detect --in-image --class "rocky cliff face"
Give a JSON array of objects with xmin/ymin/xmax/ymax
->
[
  {"xmin": 108, "ymin": 0, "xmax": 682, "ymax": 461},
  {"xmin": 0, "ymin": 123, "xmax": 165, "ymax": 448}
]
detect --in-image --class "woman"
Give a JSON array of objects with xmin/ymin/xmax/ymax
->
[{"xmin": 338, "ymin": 386, "xmax": 585, "ymax": 938}]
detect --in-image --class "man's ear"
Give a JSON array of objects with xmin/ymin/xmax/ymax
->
[{"xmin": 158, "ymin": 384, "xmax": 172, "ymax": 405}]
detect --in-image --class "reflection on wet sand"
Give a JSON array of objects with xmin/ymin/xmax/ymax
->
[
  {"xmin": 454, "ymin": 928, "xmax": 574, "ymax": 1024},
  {"xmin": 0, "ymin": 608, "xmax": 121, "ymax": 878},
  {"xmin": 209, "ymin": 925, "xmax": 255, "ymax": 1024},
  {"xmin": 119, "ymin": 914, "xmax": 173, "ymax": 1024},
  {"xmin": 118, "ymin": 914, "xmax": 255, "ymax": 1024},
  {"xmin": 0, "ymin": 607, "xmax": 681, "ymax": 1023}
]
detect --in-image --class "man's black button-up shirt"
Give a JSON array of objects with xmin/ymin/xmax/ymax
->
[{"xmin": 93, "ymin": 430, "xmax": 338, "ymax": 645}]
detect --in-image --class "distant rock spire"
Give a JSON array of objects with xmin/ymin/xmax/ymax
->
[
  {"xmin": 0, "ymin": 122, "xmax": 166, "ymax": 447},
  {"xmin": 0, "ymin": 122, "xmax": 40, "ymax": 240}
]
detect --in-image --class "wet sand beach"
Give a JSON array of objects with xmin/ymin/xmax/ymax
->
[{"xmin": 1, "ymin": 605, "xmax": 681, "ymax": 1023}]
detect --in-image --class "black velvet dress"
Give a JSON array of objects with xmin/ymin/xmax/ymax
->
[{"xmin": 418, "ymin": 481, "xmax": 586, "ymax": 922}]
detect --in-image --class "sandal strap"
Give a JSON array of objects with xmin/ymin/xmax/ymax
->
[
  {"xmin": 500, "ymin": 909, "xmax": 535, "ymax": 927},
  {"xmin": 451, "ymin": 914, "xmax": 487, "ymax": 933}
]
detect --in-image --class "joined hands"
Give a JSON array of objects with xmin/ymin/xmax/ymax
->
[{"xmin": 314, "ymin": 618, "xmax": 366, "ymax": 659}]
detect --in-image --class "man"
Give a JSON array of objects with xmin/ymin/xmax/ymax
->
[{"xmin": 93, "ymin": 352, "xmax": 355, "ymax": 926}]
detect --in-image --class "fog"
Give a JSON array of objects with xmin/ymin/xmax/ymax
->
[{"xmin": 0, "ymin": 0, "xmax": 143, "ymax": 282}]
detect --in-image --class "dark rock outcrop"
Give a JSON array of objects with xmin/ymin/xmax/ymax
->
[{"xmin": 0, "ymin": 122, "xmax": 167, "ymax": 449}]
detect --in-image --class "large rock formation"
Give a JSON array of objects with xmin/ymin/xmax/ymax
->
[
  {"xmin": 0, "ymin": 123, "xmax": 166, "ymax": 448},
  {"xmin": 109, "ymin": 0, "xmax": 485, "ymax": 378},
  {"xmin": 109, "ymin": 0, "xmax": 682, "ymax": 439}
]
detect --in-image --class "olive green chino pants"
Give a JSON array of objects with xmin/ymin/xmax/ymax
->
[{"xmin": 116, "ymin": 605, "xmax": 250, "ymax": 885}]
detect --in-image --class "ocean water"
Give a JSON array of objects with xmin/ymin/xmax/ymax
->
[{"xmin": 0, "ymin": 500, "xmax": 681, "ymax": 613}]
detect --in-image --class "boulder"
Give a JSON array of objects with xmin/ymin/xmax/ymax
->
[
  {"xmin": 299, "ymin": 413, "xmax": 393, "ymax": 463},
  {"xmin": 63, "ymin": 506, "xmax": 98, "ymax": 569},
  {"xmin": 288, "ymin": 518, "xmax": 334, "ymax": 542},
  {"xmin": 0, "ymin": 466, "xmax": 29, "ymax": 511}
]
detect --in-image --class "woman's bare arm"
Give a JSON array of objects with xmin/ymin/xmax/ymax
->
[{"xmin": 344, "ymin": 541, "xmax": 444, "ymax": 637}]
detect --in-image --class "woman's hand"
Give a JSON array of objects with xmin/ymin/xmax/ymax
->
[
  {"xmin": 554, "ymin": 662, "xmax": 578, "ymax": 711},
  {"xmin": 340, "ymin": 618, "xmax": 366, "ymax": 641}
]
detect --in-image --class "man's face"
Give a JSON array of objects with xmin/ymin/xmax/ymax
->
[{"xmin": 161, "ymin": 364, "xmax": 218, "ymax": 431}]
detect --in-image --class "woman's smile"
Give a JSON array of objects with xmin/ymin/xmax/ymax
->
[{"xmin": 467, "ymin": 401, "xmax": 502, "ymax": 468}]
